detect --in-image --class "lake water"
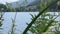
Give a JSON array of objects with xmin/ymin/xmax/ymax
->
[
  {"xmin": 0, "ymin": 12, "xmax": 60, "ymax": 34},
  {"xmin": 0, "ymin": 12, "xmax": 38, "ymax": 34}
]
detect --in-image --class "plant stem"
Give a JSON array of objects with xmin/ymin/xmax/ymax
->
[{"xmin": 23, "ymin": 0, "xmax": 60, "ymax": 34}]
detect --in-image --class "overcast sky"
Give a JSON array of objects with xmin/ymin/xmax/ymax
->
[
  {"xmin": 0, "ymin": 0, "xmax": 19, "ymax": 4},
  {"xmin": 0, "ymin": 0, "xmax": 34, "ymax": 4}
]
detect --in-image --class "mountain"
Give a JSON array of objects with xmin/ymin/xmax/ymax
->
[
  {"xmin": 5, "ymin": 0, "xmax": 60, "ymax": 11},
  {"xmin": 9, "ymin": 0, "xmax": 40, "ymax": 8}
]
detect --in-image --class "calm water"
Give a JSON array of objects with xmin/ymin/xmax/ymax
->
[
  {"xmin": 0, "ymin": 12, "xmax": 60, "ymax": 34},
  {"xmin": 0, "ymin": 12, "xmax": 38, "ymax": 34}
]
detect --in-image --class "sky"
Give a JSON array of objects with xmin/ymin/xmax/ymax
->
[
  {"xmin": 0, "ymin": 0, "xmax": 19, "ymax": 4},
  {"xmin": 0, "ymin": 0, "xmax": 34, "ymax": 4}
]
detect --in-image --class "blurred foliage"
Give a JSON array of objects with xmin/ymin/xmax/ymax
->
[
  {"xmin": 26, "ymin": 0, "xmax": 60, "ymax": 34},
  {"xmin": 3, "ymin": 0, "xmax": 60, "ymax": 12},
  {"xmin": 1, "ymin": 0, "xmax": 60, "ymax": 12},
  {"xmin": 27, "ymin": 12, "xmax": 59, "ymax": 34},
  {"xmin": 0, "ymin": 0, "xmax": 60, "ymax": 34},
  {"xmin": 23, "ymin": 0, "xmax": 60, "ymax": 34},
  {"xmin": 0, "ymin": 0, "xmax": 60, "ymax": 12}
]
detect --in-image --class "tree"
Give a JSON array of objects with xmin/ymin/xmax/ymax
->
[{"xmin": 0, "ymin": 4, "xmax": 8, "ymax": 11}]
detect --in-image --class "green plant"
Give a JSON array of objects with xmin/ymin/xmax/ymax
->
[{"xmin": 23, "ymin": 0, "xmax": 60, "ymax": 34}]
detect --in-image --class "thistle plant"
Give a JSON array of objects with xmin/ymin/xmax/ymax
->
[
  {"xmin": 0, "ymin": 12, "xmax": 5, "ymax": 34},
  {"xmin": 10, "ymin": 12, "xmax": 17, "ymax": 34},
  {"xmin": 23, "ymin": 0, "xmax": 60, "ymax": 34},
  {"xmin": 0, "ymin": 12, "xmax": 4, "ymax": 26}
]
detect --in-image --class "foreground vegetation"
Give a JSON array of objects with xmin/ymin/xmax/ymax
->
[{"xmin": 0, "ymin": 0, "xmax": 60, "ymax": 34}]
